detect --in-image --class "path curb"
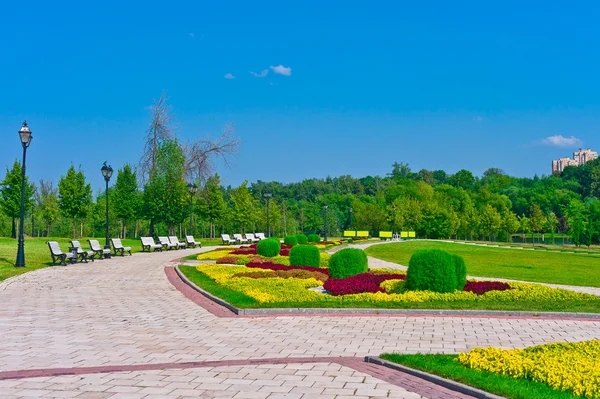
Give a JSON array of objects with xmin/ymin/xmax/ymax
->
[
  {"xmin": 364, "ymin": 356, "xmax": 506, "ymax": 399},
  {"xmin": 174, "ymin": 265, "xmax": 600, "ymax": 320}
]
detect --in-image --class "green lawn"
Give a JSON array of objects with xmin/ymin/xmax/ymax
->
[
  {"xmin": 0, "ymin": 236, "xmax": 223, "ymax": 282},
  {"xmin": 366, "ymin": 241, "xmax": 600, "ymax": 287},
  {"xmin": 379, "ymin": 353, "xmax": 583, "ymax": 399},
  {"xmin": 178, "ymin": 266, "xmax": 600, "ymax": 313}
]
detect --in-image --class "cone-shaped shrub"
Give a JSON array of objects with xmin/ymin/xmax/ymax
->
[
  {"xmin": 405, "ymin": 249, "xmax": 457, "ymax": 293},
  {"xmin": 453, "ymin": 254, "xmax": 467, "ymax": 290},
  {"xmin": 329, "ymin": 248, "xmax": 368, "ymax": 279},
  {"xmin": 289, "ymin": 245, "xmax": 320, "ymax": 267},
  {"xmin": 256, "ymin": 238, "xmax": 281, "ymax": 258},
  {"xmin": 284, "ymin": 235, "xmax": 298, "ymax": 245},
  {"xmin": 296, "ymin": 234, "xmax": 308, "ymax": 244},
  {"xmin": 307, "ymin": 234, "xmax": 321, "ymax": 243}
]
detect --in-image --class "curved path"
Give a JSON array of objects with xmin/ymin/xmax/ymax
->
[{"xmin": 0, "ymin": 247, "xmax": 598, "ymax": 398}]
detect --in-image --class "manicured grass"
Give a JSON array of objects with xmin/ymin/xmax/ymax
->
[
  {"xmin": 177, "ymin": 266, "xmax": 600, "ymax": 313},
  {"xmin": 366, "ymin": 241, "xmax": 600, "ymax": 287},
  {"xmin": 379, "ymin": 353, "xmax": 583, "ymax": 399}
]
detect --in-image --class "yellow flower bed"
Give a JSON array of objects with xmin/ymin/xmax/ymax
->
[
  {"xmin": 195, "ymin": 264, "xmax": 596, "ymax": 305},
  {"xmin": 458, "ymin": 340, "xmax": 600, "ymax": 398},
  {"xmin": 319, "ymin": 252, "xmax": 331, "ymax": 268},
  {"xmin": 196, "ymin": 250, "xmax": 236, "ymax": 260}
]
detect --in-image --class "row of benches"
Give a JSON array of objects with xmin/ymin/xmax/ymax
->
[
  {"xmin": 342, "ymin": 231, "xmax": 417, "ymax": 239},
  {"xmin": 141, "ymin": 236, "xmax": 201, "ymax": 251},
  {"xmin": 221, "ymin": 233, "xmax": 266, "ymax": 245}
]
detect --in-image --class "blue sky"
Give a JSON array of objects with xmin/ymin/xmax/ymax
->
[{"xmin": 1, "ymin": 1, "xmax": 600, "ymax": 192}]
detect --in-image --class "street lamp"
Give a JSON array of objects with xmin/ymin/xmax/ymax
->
[
  {"xmin": 392, "ymin": 205, "xmax": 397, "ymax": 240},
  {"xmin": 15, "ymin": 121, "xmax": 32, "ymax": 268},
  {"xmin": 323, "ymin": 204, "xmax": 328, "ymax": 241},
  {"xmin": 264, "ymin": 193, "xmax": 272, "ymax": 237},
  {"xmin": 101, "ymin": 162, "xmax": 113, "ymax": 250},
  {"xmin": 187, "ymin": 183, "xmax": 197, "ymax": 235},
  {"xmin": 349, "ymin": 207, "xmax": 353, "ymax": 230}
]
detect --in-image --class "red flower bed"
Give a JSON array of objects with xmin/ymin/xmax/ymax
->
[
  {"xmin": 280, "ymin": 249, "xmax": 290, "ymax": 256},
  {"xmin": 231, "ymin": 248, "xmax": 257, "ymax": 255},
  {"xmin": 323, "ymin": 273, "xmax": 405, "ymax": 296},
  {"xmin": 281, "ymin": 244, "xmax": 294, "ymax": 250},
  {"xmin": 464, "ymin": 281, "xmax": 512, "ymax": 295},
  {"xmin": 246, "ymin": 261, "xmax": 329, "ymax": 276}
]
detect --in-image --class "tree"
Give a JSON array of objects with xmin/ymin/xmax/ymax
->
[
  {"xmin": 565, "ymin": 199, "xmax": 587, "ymax": 247},
  {"xmin": 230, "ymin": 181, "xmax": 256, "ymax": 233},
  {"xmin": 58, "ymin": 166, "xmax": 92, "ymax": 238},
  {"xmin": 0, "ymin": 161, "xmax": 34, "ymax": 238},
  {"xmin": 448, "ymin": 169, "xmax": 476, "ymax": 191},
  {"xmin": 529, "ymin": 203, "xmax": 546, "ymax": 245},
  {"xmin": 144, "ymin": 139, "xmax": 187, "ymax": 235},
  {"xmin": 545, "ymin": 211, "xmax": 559, "ymax": 245},
  {"xmin": 198, "ymin": 174, "xmax": 227, "ymax": 238},
  {"xmin": 519, "ymin": 215, "xmax": 531, "ymax": 243},
  {"xmin": 36, "ymin": 180, "xmax": 60, "ymax": 236},
  {"xmin": 502, "ymin": 211, "xmax": 520, "ymax": 243},
  {"xmin": 113, "ymin": 164, "xmax": 140, "ymax": 238},
  {"xmin": 479, "ymin": 204, "xmax": 502, "ymax": 241}
]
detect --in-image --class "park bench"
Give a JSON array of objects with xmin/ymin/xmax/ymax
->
[
  {"xmin": 233, "ymin": 233, "xmax": 250, "ymax": 244},
  {"xmin": 255, "ymin": 232, "xmax": 266, "ymax": 240},
  {"xmin": 140, "ymin": 237, "xmax": 162, "ymax": 252},
  {"xmin": 46, "ymin": 241, "xmax": 74, "ymax": 266},
  {"xmin": 111, "ymin": 238, "xmax": 132, "ymax": 256},
  {"xmin": 70, "ymin": 240, "xmax": 95, "ymax": 262},
  {"xmin": 158, "ymin": 236, "xmax": 177, "ymax": 250},
  {"xmin": 88, "ymin": 239, "xmax": 111, "ymax": 259},
  {"xmin": 185, "ymin": 235, "xmax": 201, "ymax": 248},
  {"xmin": 245, "ymin": 233, "xmax": 260, "ymax": 243},
  {"xmin": 169, "ymin": 236, "xmax": 187, "ymax": 249},
  {"xmin": 221, "ymin": 234, "xmax": 236, "ymax": 245}
]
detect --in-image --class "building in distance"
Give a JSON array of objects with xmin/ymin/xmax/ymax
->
[{"xmin": 552, "ymin": 148, "xmax": 598, "ymax": 173}]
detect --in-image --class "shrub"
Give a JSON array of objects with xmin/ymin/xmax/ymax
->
[
  {"xmin": 289, "ymin": 245, "xmax": 321, "ymax": 267},
  {"xmin": 328, "ymin": 248, "xmax": 368, "ymax": 279},
  {"xmin": 405, "ymin": 249, "xmax": 458, "ymax": 293},
  {"xmin": 296, "ymin": 234, "xmax": 308, "ymax": 244},
  {"xmin": 256, "ymin": 238, "xmax": 281, "ymax": 257},
  {"xmin": 284, "ymin": 235, "xmax": 298, "ymax": 245},
  {"xmin": 453, "ymin": 254, "xmax": 467, "ymax": 290},
  {"xmin": 347, "ymin": 238, "xmax": 353, "ymax": 244},
  {"xmin": 307, "ymin": 234, "xmax": 321, "ymax": 243}
]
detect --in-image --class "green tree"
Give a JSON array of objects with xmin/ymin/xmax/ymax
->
[
  {"xmin": 199, "ymin": 173, "xmax": 227, "ymax": 238},
  {"xmin": 113, "ymin": 164, "xmax": 140, "ymax": 238},
  {"xmin": 519, "ymin": 215, "xmax": 531, "ymax": 243},
  {"xmin": 529, "ymin": 203, "xmax": 546, "ymax": 245},
  {"xmin": 230, "ymin": 181, "xmax": 255, "ymax": 233},
  {"xmin": 0, "ymin": 161, "xmax": 35, "ymax": 238},
  {"xmin": 58, "ymin": 166, "xmax": 92, "ymax": 238},
  {"xmin": 36, "ymin": 180, "xmax": 60, "ymax": 236},
  {"xmin": 545, "ymin": 211, "xmax": 559, "ymax": 245},
  {"xmin": 502, "ymin": 210, "xmax": 520, "ymax": 243},
  {"xmin": 479, "ymin": 204, "xmax": 502, "ymax": 241},
  {"xmin": 565, "ymin": 199, "xmax": 587, "ymax": 247}
]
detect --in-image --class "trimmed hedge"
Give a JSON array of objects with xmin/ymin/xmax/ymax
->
[
  {"xmin": 296, "ymin": 234, "xmax": 308, "ymax": 244},
  {"xmin": 453, "ymin": 254, "xmax": 467, "ymax": 290},
  {"xmin": 256, "ymin": 238, "xmax": 281, "ymax": 258},
  {"xmin": 289, "ymin": 245, "xmax": 321, "ymax": 267},
  {"xmin": 405, "ymin": 249, "xmax": 457, "ymax": 293},
  {"xmin": 284, "ymin": 235, "xmax": 298, "ymax": 245},
  {"xmin": 307, "ymin": 234, "xmax": 321, "ymax": 243},
  {"xmin": 329, "ymin": 248, "xmax": 368, "ymax": 279}
]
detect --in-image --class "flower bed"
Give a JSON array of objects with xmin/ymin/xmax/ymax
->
[
  {"xmin": 458, "ymin": 340, "xmax": 600, "ymax": 398},
  {"xmin": 464, "ymin": 281, "xmax": 511, "ymax": 295},
  {"xmin": 324, "ymin": 273, "xmax": 404, "ymax": 295}
]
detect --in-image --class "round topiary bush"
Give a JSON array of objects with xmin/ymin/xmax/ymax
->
[
  {"xmin": 307, "ymin": 234, "xmax": 321, "ymax": 243},
  {"xmin": 256, "ymin": 238, "xmax": 281, "ymax": 258},
  {"xmin": 405, "ymin": 249, "xmax": 458, "ymax": 293},
  {"xmin": 296, "ymin": 234, "xmax": 308, "ymax": 244},
  {"xmin": 289, "ymin": 245, "xmax": 320, "ymax": 267},
  {"xmin": 328, "ymin": 248, "xmax": 368, "ymax": 279},
  {"xmin": 284, "ymin": 235, "xmax": 298, "ymax": 245},
  {"xmin": 452, "ymin": 254, "xmax": 467, "ymax": 290}
]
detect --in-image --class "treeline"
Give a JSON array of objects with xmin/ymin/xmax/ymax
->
[{"xmin": 1, "ymin": 155, "xmax": 599, "ymax": 246}]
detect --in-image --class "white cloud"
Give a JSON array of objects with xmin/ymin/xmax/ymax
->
[
  {"xmin": 224, "ymin": 73, "xmax": 235, "ymax": 79},
  {"xmin": 250, "ymin": 69, "xmax": 269, "ymax": 78},
  {"xmin": 541, "ymin": 135, "xmax": 583, "ymax": 147},
  {"xmin": 270, "ymin": 64, "xmax": 292, "ymax": 76}
]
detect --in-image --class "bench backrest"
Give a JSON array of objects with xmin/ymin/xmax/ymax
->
[
  {"xmin": 140, "ymin": 237, "xmax": 153, "ymax": 246},
  {"xmin": 186, "ymin": 235, "xmax": 195, "ymax": 243},
  {"xmin": 233, "ymin": 234, "xmax": 243, "ymax": 240},
  {"xmin": 158, "ymin": 236, "xmax": 170, "ymax": 245},
  {"xmin": 168, "ymin": 236, "xmax": 180, "ymax": 244},
  {"xmin": 111, "ymin": 238, "xmax": 123, "ymax": 248},
  {"xmin": 255, "ymin": 233, "xmax": 265, "ymax": 240},
  {"xmin": 71, "ymin": 240, "xmax": 83, "ymax": 249},
  {"xmin": 245, "ymin": 233, "xmax": 256, "ymax": 240},
  {"xmin": 89, "ymin": 240, "xmax": 102, "ymax": 251},
  {"xmin": 222, "ymin": 234, "xmax": 232, "ymax": 241},
  {"xmin": 47, "ymin": 241, "xmax": 63, "ymax": 255}
]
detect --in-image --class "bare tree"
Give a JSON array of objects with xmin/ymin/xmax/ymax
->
[{"xmin": 183, "ymin": 122, "xmax": 239, "ymax": 182}]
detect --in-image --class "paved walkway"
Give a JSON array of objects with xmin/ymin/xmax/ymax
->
[{"xmin": 0, "ymin": 247, "xmax": 598, "ymax": 398}]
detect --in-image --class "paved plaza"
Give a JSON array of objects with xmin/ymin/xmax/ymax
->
[{"xmin": 0, "ymin": 247, "xmax": 598, "ymax": 398}]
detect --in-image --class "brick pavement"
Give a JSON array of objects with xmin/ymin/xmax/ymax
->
[{"xmin": 0, "ymin": 247, "xmax": 598, "ymax": 398}]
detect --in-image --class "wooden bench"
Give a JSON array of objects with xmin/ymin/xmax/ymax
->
[
  {"xmin": 47, "ymin": 241, "xmax": 74, "ymax": 265},
  {"xmin": 111, "ymin": 238, "xmax": 132, "ymax": 256},
  {"xmin": 140, "ymin": 237, "xmax": 162, "ymax": 252},
  {"xmin": 88, "ymin": 239, "xmax": 111, "ymax": 259}
]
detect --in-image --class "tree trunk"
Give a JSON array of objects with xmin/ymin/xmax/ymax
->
[
  {"xmin": 149, "ymin": 219, "xmax": 155, "ymax": 237},
  {"xmin": 135, "ymin": 220, "xmax": 138, "ymax": 238},
  {"xmin": 122, "ymin": 219, "xmax": 127, "ymax": 239},
  {"xmin": 11, "ymin": 217, "xmax": 16, "ymax": 239},
  {"xmin": 72, "ymin": 219, "xmax": 76, "ymax": 238},
  {"xmin": 210, "ymin": 220, "xmax": 214, "ymax": 239},
  {"xmin": 80, "ymin": 222, "xmax": 83, "ymax": 238},
  {"xmin": 168, "ymin": 222, "xmax": 175, "ymax": 236}
]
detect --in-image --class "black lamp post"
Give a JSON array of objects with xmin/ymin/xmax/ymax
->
[
  {"xmin": 323, "ymin": 204, "xmax": 328, "ymax": 241},
  {"xmin": 392, "ymin": 205, "xmax": 397, "ymax": 240},
  {"xmin": 101, "ymin": 162, "xmax": 113, "ymax": 250},
  {"xmin": 187, "ymin": 183, "xmax": 197, "ymax": 235},
  {"xmin": 264, "ymin": 193, "xmax": 272, "ymax": 237},
  {"xmin": 15, "ymin": 121, "xmax": 32, "ymax": 268},
  {"xmin": 349, "ymin": 207, "xmax": 353, "ymax": 230}
]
